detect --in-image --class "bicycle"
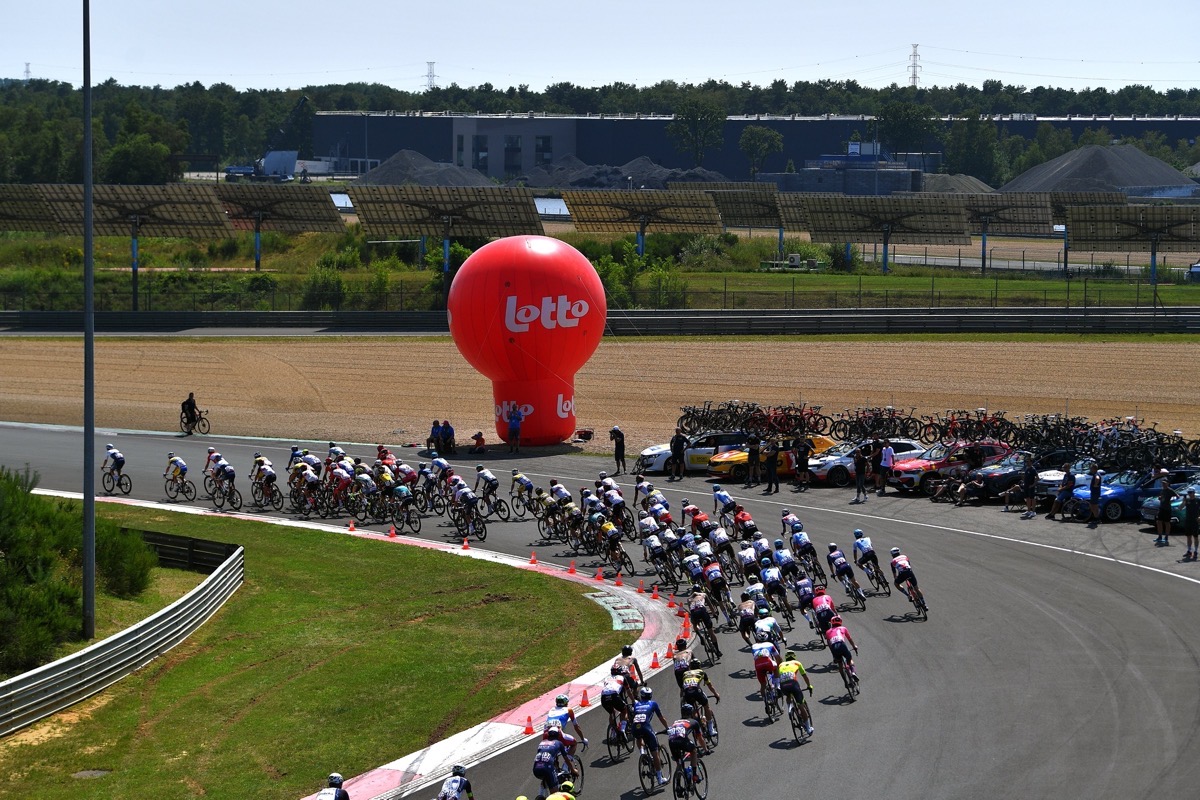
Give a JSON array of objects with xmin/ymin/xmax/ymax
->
[
  {"xmin": 606, "ymin": 714, "xmax": 634, "ymax": 764},
  {"xmin": 861, "ymin": 561, "xmax": 891, "ymax": 596},
  {"xmin": 834, "ymin": 653, "xmax": 860, "ymax": 699},
  {"xmin": 769, "ymin": 588, "xmax": 795, "ymax": 628},
  {"xmin": 250, "ymin": 479, "xmax": 284, "ymax": 511},
  {"xmin": 180, "ymin": 408, "xmax": 211, "ymax": 435},
  {"xmin": 799, "ymin": 552, "xmax": 827, "ymax": 587},
  {"xmin": 480, "ymin": 493, "xmax": 511, "ymax": 522},
  {"xmin": 900, "ymin": 577, "xmax": 928, "ymax": 620},
  {"xmin": 635, "ymin": 731, "xmax": 667, "ymax": 794},
  {"xmin": 669, "ymin": 748, "xmax": 708, "ymax": 800},
  {"xmin": 510, "ymin": 490, "xmax": 538, "ymax": 519},
  {"xmin": 536, "ymin": 747, "xmax": 586, "ymax": 800},
  {"xmin": 785, "ymin": 687, "xmax": 813, "ymax": 744},
  {"xmin": 163, "ymin": 473, "xmax": 196, "ymax": 502},
  {"xmin": 694, "ymin": 622, "xmax": 721, "ymax": 664},
  {"xmin": 391, "ymin": 498, "xmax": 422, "ymax": 534},
  {"xmin": 101, "ymin": 466, "xmax": 132, "ymax": 495},
  {"xmin": 838, "ymin": 572, "xmax": 867, "ymax": 609},
  {"xmin": 211, "ymin": 479, "xmax": 242, "ymax": 511},
  {"xmin": 762, "ymin": 676, "xmax": 782, "ymax": 721}
]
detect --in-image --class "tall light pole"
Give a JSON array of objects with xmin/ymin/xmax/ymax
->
[{"xmin": 82, "ymin": 0, "xmax": 96, "ymax": 639}]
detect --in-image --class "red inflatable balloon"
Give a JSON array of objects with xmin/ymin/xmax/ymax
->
[{"xmin": 448, "ymin": 235, "xmax": 607, "ymax": 446}]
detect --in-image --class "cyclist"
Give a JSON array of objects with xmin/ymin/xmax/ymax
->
[
  {"xmin": 772, "ymin": 539, "xmax": 801, "ymax": 584},
  {"xmin": 666, "ymin": 704, "xmax": 710, "ymax": 785},
  {"xmin": 701, "ymin": 557, "xmax": 732, "ymax": 625},
  {"xmin": 601, "ymin": 484, "xmax": 627, "ymax": 522},
  {"xmin": 889, "ymin": 547, "xmax": 927, "ymax": 608},
  {"xmin": 634, "ymin": 475, "xmax": 654, "ymax": 507},
  {"xmin": 811, "ymin": 585, "xmax": 837, "ymax": 639},
  {"xmin": 789, "ymin": 521, "xmax": 818, "ymax": 566},
  {"xmin": 776, "ymin": 651, "xmax": 815, "ymax": 736},
  {"xmin": 644, "ymin": 487, "xmax": 670, "ymax": 514},
  {"xmin": 213, "ymin": 456, "xmax": 236, "ymax": 492},
  {"xmin": 759, "ymin": 557, "xmax": 789, "ymax": 617},
  {"xmin": 686, "ymin": 584, "xmax": 718, "ymax": 653},
  {"xmin": 474, "ymin": 465, "xmax": 499, "ymax": 506},
  {"xmin": 316, "ymin": 772, "xmax": 350, "ymax": 800},
  {"xmin": 203, "ymin": 447, "xmax": 220, "ymax": 476},
  {"xmin": 750, "ymin": 530, "xmax": 772, "ymax": 562},
  {"xmin": 735, "ymin": 591, "xmax": 758, "ymax": 646},
  {"xmin": 712, "ymin": 484, "xmax": 736, "ymax": 518},
  {"xmin": 548, "ymin": 479, "xmax": 572, "ymax": 505},
  {"xmin": 827, "ymin": 542, "xmax": 864, "ymax": 596},
  {"xmin": 163, "ymin": 451, "xmax": 186, "ymax": 479},
  {"xmin": 298, "ymin": 464, "xmax": 322, "ymax": 516},
  {"xmin": 732, "ymin": 505, "xmax": 758, "ymax": 539},
  {"xmin": 600, "ymin": 665, "xmax": 631, "ymax": 736},
  {"xmin": 780, "ymin": 508, "xmax": 802, "ymax": 535},
  {"xmin": 300, "ymin": 448, "xmax": 323, "ymax": 475},
  {"xmin": 430, "ymin": 452, "xmax": 452, "ymax": 484},
  {"xmin": 851, "ymin": 529, "xmax": 883, "ymax": 582},
  {"xmin": 824, "ymin": 615, "xmax": 859, "ymax": 678},
  {"xmin": 680, "ymin": 552, "xmax": 705, "ymax": 587},
  {"xmin": 436, "ymin": 764, "xmax": 476, "ymax": 800},
  {"xmin": 531, "ymin": 727, "xmax": 577, "ymax": 792},
  {"xmin": 629, "ymin": 686, "xmax": 670, "ymax": 786},
  {"xmin": 328, "ymin": 442, "xmax": 346, "ymax": 460},
  {"xmin": 753, "ymin": 605, "xmax": 786, "ymax": 647},
  {"xmin": 680, "ymin": 499, "xmax": 708, "ymax": 532},
  {"xmin": 511, "ymin": 469, "xmax": 535, "ymax": 501},
  {"xmin": 750, "ymin": 632, "xmax": 782, "ymax": 699},
  {"xmin": 671, "ymin": 636, "xmax": 695, "ymax": 690},
  {"xmin": 707, "ymin": 523, "xmax": 737, "ymax": 569},
  {"xmin": 377, "ymin": 445, "xmax": 396, "ymax": 468},
  {"xmin": 99, "ymin": 443, "xmax": 124, "ymax": 480},
  {"xmin": 580, "ymin": 487, "xmax": 602, "ymax": 514},
  {"xmin": 794, "ymin": 569, "xmax": 817, "ymax": 629},
  {"xmin": 598, "ymin": 471, "xmax": 619, "ymax": 493},
  {"xmin": 394, "ymin": 461, "xmax": 418, "ymax": 488},
  {"xmin": 736, "ymin": 537, "xmax": 759, "ymax": 584},
  {"xmin": 680, "ymin": 657, "xmax": 721, "ymax": 736},
  {"xmin": 546, "ymin": 780, "xmax": 575, "ymax": 800},
  {"xmin": 612, "ymin": 644, "xmax": 645, "ymax": 694},
  {"xmin": 601, "ymin": 515, "xmax": 625, "ymax": 565},
  {"xmin": 252, "ymin": 455, "xmax": 277, "ymax": 503},
  {"xmin": 545, "ymin": 694, "xmax": 587, "ymax": 753},
  {"xmin": 329, "ymin": 460, "xmax": 354, "ymax": 509}
]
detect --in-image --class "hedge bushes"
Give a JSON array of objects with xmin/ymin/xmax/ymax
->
[{"xmin": 0, "ymin": 467, "xmax": 156, "ymax": 677}]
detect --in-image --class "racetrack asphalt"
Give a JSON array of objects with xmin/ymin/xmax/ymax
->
[{"xmin": 3, "ymin": 421, "xmax": 1199, "ymax": 800}]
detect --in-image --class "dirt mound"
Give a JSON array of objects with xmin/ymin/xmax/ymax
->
[
  {"xmin": 1000, "ymin": 144, "xmax": 1194, "ymax": 193},
  {"xmin": 921, "ymin": 173, "xmax": 995, "ymax": 193},
  {"xmin": 355, "ymin": 150, "xmax": 494, "ymax": 187},
  {"xmin": 511, "ymin": 156, "xmax": 728, "ymax": 190}
]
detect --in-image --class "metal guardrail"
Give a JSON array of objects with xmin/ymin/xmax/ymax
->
[
  {"xmin": 0, "ymin": 541, "xmax": 244, "ymax": 738},
  {"xmin": 1, "ymin": 307, "xmax": 1198, "ymax": 334}
]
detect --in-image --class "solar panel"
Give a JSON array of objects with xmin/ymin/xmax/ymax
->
[
  {"xmin": 1067, "ymin": 205, "xmax": 1200, "ymax": 253},
  {"xmin": 666, "ymin": 181, "xmax": 764, "ymax": 191},
  {"xmin": 215, "ymin": 183, "xmax": 345, "ymax": 233},
  {"xmin": 1050, "ymin": 191, "xmax": 1126, "ymax": 224},
  {"xmin": 676, "ymin": 185, "xmax": 781, "ymax": 230},
  {"xmin": 348, "ymin": 186, "xmax": 544, "ymax": 238},
  {"xmin": 903, "ymin": 192, "xmax": 1053, "ymax": 236},
  {"xmin": 0, "ymin": 184, "xmax": 64, "ymax": 233},
  {"xmin": 40, "ymin": 184, "xmax": 233, "ymax": 238},
  {"xmin": 776, "ymin": 192, "xmax": 841, "ymax": 233},
  {"xmin": 562, "ymin": 190, "xmax": 722, "ymax": 234},
  {"xmin": 802, "ymin": 195, "xmax": 971, "ymax": 245}
]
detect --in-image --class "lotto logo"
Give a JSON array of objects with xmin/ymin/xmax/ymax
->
[
  {"xmin": 556, "ymin": 394, "xmax": 575, "ymax": 419},
  {"xmin": 504, "ymin": 295, "xmax": 590, "ymax": 333},
  {"xmin": 496, "ymin": 400, "xmax": 534, "ymax": 419}
]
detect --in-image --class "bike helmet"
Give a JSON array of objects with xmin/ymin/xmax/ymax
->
[
  {"xmin": 853, "ymin": 529, "xmax": 864, "ymax": 539},
  {"xmin": 785, "ymin": 650, "xmax": 798, "ymax": 661},
  {"xmin": 549, "ymin": 479, "xmax": 558, "ymax": 486},
  {"xmin": 781, "ymin": 509, "xmax": 790, "ymax": 516},
  {"xmin": 692, "ymin": 582, "xmax": 704, "ymax": 593},
  {"xmin": 353, "ymin": 457, "xmax": 362, "ymax": 465},
  {"xmin": 452, "ymin": 764, "xmax": 466, "ymax": 777},
  {"xmin": 639, "ymin": 510, "xmax": 649, "ymax": 519},
  {"xmin": 208, "ymin": 447, "xmax": 216, "ymax": 454},
  {"xmin": 622, "ymin": 644, "xmax": 634, "ymax": 657},
  {"xmin": 594, "ymin": 480, "xmax": 603, "ymax": 489},
  {"xmin": 688, "ymin": 657, "xmax": 701, "ymax": 669},
  {"xmin": 373, "ymin": 459, "xmax": 382, "ymax": 466},
  {"xmin": 290, "ymin": 445, "xmax": 299, "ymax": 452},
  {"xmin": 559, "ymin": 780, "xmax": 574, "ymax": 793},
  {"xmin": 828, "ymin": 542, "xmax": 838, "ymax": 551},
  {"xmin": 546, "ymin": 727, "xmax": 562, "ymax": 740},
  {"xmin": 211, "ymin": 452, "xmax": 221, "ymax": 460},
  {"xmin": 676, "ymin": 637, "xmax": 688, "ymax": 650},
  {"xmin": 711, "ymin": 484, "xmax": 720, "ymax": 492},
  {"xmin": 599, "ymin": 471, "xmax": 607, "ymax": 479},
  {"xmin": 754, "ymin": 629, "xmax": 772, "ymax": 642},
  {"xmin": 328, "ymin": 773, "xmax": 344, "ymax": 787},
  {"xmin": 611, "ymin": 664, "xmax": 623, "ymax": 675},
  {"xmin": 774, "ymin": 538, "xmax": 784, "ymax": 549},
  {"xmin": 555, "ymin": 693, "xmax": 569, "ymax": 708},
  {"xmin": 581, "ymin": 488, "xmax": 592, "ymax": 496},
  {"xmin": 476, "ymin": 464, "xmax": 484, "ymax": 471},
  {"xmin": 757, "ymin": 606, "xmax": 770, "ymax": 617},
  {"xmin": 639, "ymin": 686, "xmax": 653, "ymax": 700},
  {"xmin": 325, "ymin": 457, "xmax": 333, "ymax": 465},
  {"xmin": 753, "ymin": 531, "xmax": 764, "ymax": 540},
  {"xmin": 105, "ymin": 443, "xmax": 114, "ymax": 450},
  {"xmin": 329, "ymin": 442, "xmax": 336, "ymax": 449},
  {"xmin": 759, "ymin": 557, "xmax": 771, "ymax": 568},
  {"xmin": 814, "ymin": 586, "xmax": 826, "ymax": 596},
  {"xmin": 830, "ymin": 615, "xmax": 843, "ymax": 627},
  {"xmin": 429, "ymin": 451, "xmax": 438, "ymax": 459},
  {"xmin": 302, "ymin": 449, "xmax": 309, "ymax": 455},
  {"xmin": 680, "ymin": 702, "xmax": 696, "ymax": 718},
  {"xmin": 791, "ymin": 521, "xmax": 804, "ymax": 533},
  {"xmin": 735, "ymin": 504, "xmax": 744, "ymax": 513},
  {"xmin": 256, "ymin": 456, "xmax": 266, "ymax": 464},
  {"xmin": 512, "ymin": 469, "xmax": 519, "ymax": 476},
  {"xmin": 890, "ymin": 547, "xmax": 901, "ymax": 556}
]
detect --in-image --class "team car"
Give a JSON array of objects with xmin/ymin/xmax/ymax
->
[
  {"xmin": 888, "ymin": 440, "xmax": 1011, "ymax": 493},
  {"xmin": 967, "ymin": 448, "xmax": 1079, "ymax": 498},
  {"xmin": 706, "ymin": 435, "xmax": 837, "ymax": 482},
  {"xmin": 1138, "ymin": 472, "xmax": 1200, "ymax": 525},
  {"xmin": 1069, "ymin": 467, "xmax": 1200, "ymax": 523},
  {"xmin": 806, "ymin": 438, "xmax": 922, "ymax": 487},
  {"xmin": 633, "ymin": 430, "xmax": 749, "ymax": 474}
]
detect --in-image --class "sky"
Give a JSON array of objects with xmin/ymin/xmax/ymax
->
[{"xmin": 5, "ymin": 0, "xmax": 1199, "ymax": 96}]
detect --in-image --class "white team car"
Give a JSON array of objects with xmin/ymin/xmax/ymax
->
[
  {"xmin": 807, "ymin": 438, "xmax": 923, "ymax": 487},
  {"xmin": 633, "ymin": 430, "xmax": 749, "ymax": 474}
]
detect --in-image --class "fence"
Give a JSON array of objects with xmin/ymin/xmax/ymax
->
[{"xmin": 0, "ymin": 535, "xmax": 244, "ymax": 737}]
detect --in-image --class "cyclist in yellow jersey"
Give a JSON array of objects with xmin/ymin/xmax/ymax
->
[
  {"xmin": 546, "ymin": 780, "xmax": 576, "ymax": 800},
  {"xmin": 776, "ymin": 651, "xmax": 815, "ymax": 735}
]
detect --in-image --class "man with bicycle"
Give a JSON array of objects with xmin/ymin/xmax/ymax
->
[
  {"xmin": 776, "ymin": 652, "xmax": 815, "ymax": 736},
  {"xmin": 163, "ymin": 452, "xmax": 187, "ymax": 484},
  {"xmin": 600, "ymin": 665, "xmax": 632, "ymax": 739},
  {"xmin": 827, "ymin": 542, "xmax": 864, "ymax": 596},
  {"xmin": 474, "ymin": 465, "xmax": 500, "ymax": 510},
  {"xmin": 824, "ymin": 615, "xmax": 859, "ymax": 680},
  {"xmin": 102, "ymin": 444, "xmax": 125, "ymax": 479},
  {"xmin": 758, "ymin": 558, "xmax": 790, "ymax": 623},
  {"xmin": 531, "ymin": 727, "xmax": 577, "ymax": 793},
  {"xmin": 181, "ymin": 392, "xmax": 199, "ymax": 435},
  {"xmin": 687, "ymin": 583, "xmax": 721, "ymax": 656},
  {"xmin": 630, "ymin": 687, "xmax": 670, "ymax": 786},
  {"xmin": 889, "ymin": 547, "xmax": 927, "ymax": 608}
]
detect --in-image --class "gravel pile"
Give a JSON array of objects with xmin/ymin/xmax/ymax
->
[
  {"xmin": 355, "ymin": 150, "xmax": 494, "ymax": 187},
  {"xmin": 921, "ymin": 173, "xmax": 995, "ymax": 193},
  {"xmin": 510, "ymin": 155, "xmax": 729, "ymax": 190},
  {"xmin": 1000, "ymin": 144, "xmax": 1195, "ymax": 193}
]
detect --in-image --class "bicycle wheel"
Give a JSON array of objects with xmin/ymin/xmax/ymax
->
[
  {"xmin": 228, "ymin": 487, "xmax": 243, "ymax": 511},
  {"xmin": 637, "ymin": 750, "xmax": 656, "ymax": 793},
  {"xmin": 511, "ymin": 494, "xmax": 528, "ymax": 519},
  {"xmin": 204, "ymin": 474, "xmax": 216, "ymax": 497},
  {"xmin": 196, "ymin": 416, "xmax": 211, "ymax": 435},
  {"xmin": 472, "ymin": 514, "xmax": 488, "ymax": 541},
  {"xmin": 788, "ymin": 701, "xmax": 805, "ymax": 744},
  {"xmin": 430, "ymin": 493, "xmax": 447, "ymax": 516},
  {"xmin": 269, "ymin": 485, "xmax": 284, "ymax": 511},
  {"xmin": 492, "ymin": 498, "xmax": 511, "ymax": 522},
  {"xmin": 606, "ymin": 720, "xmax": 628, "ymax": 763},
  {"xmin": 181, "ymin": 479, "xmax": 197, "ymax": 502},
  {"xmin": 212, "ymin": 486, "xmax": 226, "ymax": 509},
  {"xmin": 118, "ymin": 474, "xmax": 132, "ymax": 495},
  {"xmin": 102, "ymin": 472, "xmax": 115, "ymax": 494},
  {"xmin": 405, "ymin": 508, "xmax": 422, "ymax": 534},
  {"xmin": 704, "ymin": 708, "xmax": 719, "ymax": 748},
  {"xmin": 620, "ymin": 549, "xmax": 637, "ymax": 578},
  {"xmin": 179, "ymin": 411, "xmax": 189, "ymax": 433},
  {"xmin": 251, "ymin": 482, "xmax": 265, "ymax": 506},
  {"xmin": 567, "ymin": 754, "xmax": 584, "ymax": 795},
  {"xmin": 691, "ymin": 760, "xmax": 708, "ymax": 800},
  {"xmin": 164, "ymin": 478, "xmax": 179, "ymax": 499},
  {"xmin": 673, "ymin": 764, "xmax": 689, "ymax": 800}
]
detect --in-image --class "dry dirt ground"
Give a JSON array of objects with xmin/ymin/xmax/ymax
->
[{"xmin": 1, "ymin": 337, "xmax": 1198, "ymax": 454}]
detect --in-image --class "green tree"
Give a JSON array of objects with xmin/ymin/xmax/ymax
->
[
  {"xmin": 666, "ymin": 96, "xmax": 725, "ymax": 167},
  {"xmin": 101, "ymin": 133, "xmax": 175, "ymax": 184},
  {"xmin": 943, "ymin": 111, "xmax": 999, "ymax": 185},
  {"xmin": 870, "ymin": 101, "xmax": 943, "ymax": 167},
  {"xmin": 738, "ymin": 125, "xmax": 783, "ymax": 177}
]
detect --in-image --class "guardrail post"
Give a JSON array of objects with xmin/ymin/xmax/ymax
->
[{"xmin": 1136, "ymin": 280, "xmax": 1141, "ymax": 308}]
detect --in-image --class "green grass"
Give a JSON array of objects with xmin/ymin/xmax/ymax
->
[{"xmin": 0, "ymin": 506, "xmax": 632, "ymax": 799}]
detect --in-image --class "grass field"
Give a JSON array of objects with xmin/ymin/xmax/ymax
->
[{"xmin": 0, "ymin": 506, "xmax": 632, "ymax": 800}]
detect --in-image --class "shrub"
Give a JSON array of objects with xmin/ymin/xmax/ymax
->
[
  {"xmin": 315, "ymin": 246, "xmax": 361, "ymax": 272},
  {"xmin": 301, "ymin": 267, "xmax": 345, "ymax": 310},
  {"xmin": 207, "ymin": 238, "xmax": 240, "ymax": 261}
]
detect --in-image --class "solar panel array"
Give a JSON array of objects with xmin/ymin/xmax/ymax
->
[
  {"xmin": 39, "ymin": 184, "xmax": 234, "ymax": 237},
  {"xmin": 562, "ymin": 190, "xmax": 722, "ymax": 234},
  {"xmin": 215, "ymin": 184, "xmax": 345, "ymax": 233},
  {"xmin": 900, "ymin": 192, "xmax": 1054, "ymax": 236},
  {"xmin": 1049, "ymin": 191, "xmax": 1127, "ymax": 224},
  {"xmin": 803, "ymin": 195, "xmax": 972, "ymax": 245},
  {"xmin": 1068, "ymin": 205, "xmax": 1200, "ymax": 253},
  {"xmin": 348, "ymin": 186, "xmax": 544, "ymax": 238},
  {"xmin": 694, "ymin": 186, "xmax": 781, "ymax": 230},
  {"xmin": 776, "ymin": 192, "xmax": 840, "ymax": 232},
  {"xmin": 0, "ymin": 184, "xmax": 63, "ymax": 233}
]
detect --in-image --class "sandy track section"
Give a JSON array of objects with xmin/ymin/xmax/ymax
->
[{"xmin": 0, "ymin": 338, "xmax": 1196, "ymax": 454}]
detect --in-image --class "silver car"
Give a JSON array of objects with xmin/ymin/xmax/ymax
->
[{"xmin": 807, "ymin": 439, "xmax": 923, "ymax": 487}]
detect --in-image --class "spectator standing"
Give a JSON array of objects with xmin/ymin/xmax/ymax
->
[
  {"xmin": 181, "ymin": 392, "xmax": 199, "ymax": 435},
  {"xmin": 1182, "ymin": 488, "xmax": 1200, "ymax": 561},
  {"xmin": 877, "ymin": 439, "xmax": 895, "ymax": 496},
  {"xmin": 610, "ymin": 426, "xmax": 626, "ymax": 474},
  {"xmin": 1020, "ymin": 455, "xmax": 1039, "ymax": 519},
  {"xmin": 1045, "ymin": 462, "xmax": 1077, "ymax": 521},
  {"xmin": 441, "ymin": 420, "xmax": 457, "ymax": 454},
  {"xmin": 746, "ymin": 439, "xmax": 762, "ymax": 487},
  {"xmin": 669, "ymin": 428, "xmax": 688, "ymax": 481},
  {"xmin": 762, "ymin": 439, "xmax": 780, "ymax": 494},
  {"xmin": 506, "ymin": 405, "xmax": 524, "ymax": 453},
  {"xmin": 792, "ymin": 437, "xmax": 812, "ymax": 491},
  {"xmin": 427, "ymin": 420, "xmax": 443, "ymax": 453},
  {"xmin": 1155, "ymin": 471, "xmax": 1179, "ymax": 546},
  {"xmin": 1086, "ymin": 465, "xmax": 1103, "ymax": 527},
  {"xmin": 869, "ymin": 438, "xmax": 884, "ymax": 493},
  {"xmin": 852, "ymin": 446, "xmax": 869, "ymax": 504}
]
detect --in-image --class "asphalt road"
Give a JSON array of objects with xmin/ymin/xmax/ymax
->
[{"xmin": 4, "ymin": 422, "xmax": 1199, "ymax": 800}]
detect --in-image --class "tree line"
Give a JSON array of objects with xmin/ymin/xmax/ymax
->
[{"xmin": 1, "ymin": 76, "xmax": 1198, "ymax": 187}]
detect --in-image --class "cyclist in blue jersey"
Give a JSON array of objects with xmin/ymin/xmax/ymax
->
[{"xmin": 630, "ymin": 686, "xmax": 671, "ymax": 786}]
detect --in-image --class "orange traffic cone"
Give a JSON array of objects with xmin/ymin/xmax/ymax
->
[
  {"xmin": 462, "ymin": 538, "xmax": 470, "ymax": 550},
  {"xmin": 615, "ymin": 572, "xmax": 624, "ymax": 586},
  {"xmin": 676, "ymin": 606, "xmax": 687, "ymax": 617},
  {"xmin": 666, "ymin": 593, "xmax": 676, "ymax": 608},
  {"xmin": 651, "ymin": 651, "xmax": 661, "ymax": 668},
  {"xmin": 594, "ymin": 569, "xmax": 604, "ymax": 582},
  {"xmin": 580, "ymin": 689, "xmax": 590, "ymax": 707},
  {"xmin": 638, "ymin": 579, "xmax": 645, "ymax": 594},
  {"xmin": 523, "ymin": 716, "xmax": 535, "ymax": 735},
  {"xmin": 568, "ymin": 561, "xmax": 576, "ymax": 574},
  {"xmin": 348, "ymin": 519, "xmax": 356, "ymax": 532},
  {"xmin": 530, "ymin": 551, "xmax": 538, "ymax": 564},
  {"xmin": 665, "ymin": 642, "xmax": 675, "ymax": 659},
  {"xmin": 651, "ymin": 585, "xmax": 660, "ymax": 599},
  {"xmin": 388, "ymin": 524, "xmax": 396, "ymax": 538}
]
